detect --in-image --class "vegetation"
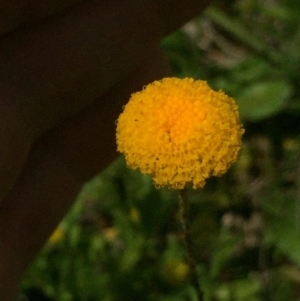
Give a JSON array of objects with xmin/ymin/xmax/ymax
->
[{"xmin": 21, "ymin": 1, "xmax": 300, "ymax": 300}]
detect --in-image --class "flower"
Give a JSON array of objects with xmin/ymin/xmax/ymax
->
[
  {"xmin": 161, "ymin": 259, "xmax": 189, "ymax": 286},
  {"xmin": 103, "ymin": 227, "xmax": 119, "ymax": 242},
  {"xmin": 116, "ymin": 77, "xmax": 244, "ymax": 189},
  {"xmin": 47, "ymin": 227, "xmax": 64, "ymax": 245},
  {"xmin": 130, "ymin": 207, "xmax": 141, "ymax": 224}
]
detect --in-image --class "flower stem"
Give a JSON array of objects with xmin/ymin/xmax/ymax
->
[{"xmin": 179, "ymin": 189, "xmax": 203, "ymax": 301}]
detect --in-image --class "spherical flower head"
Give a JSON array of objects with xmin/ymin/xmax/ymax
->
[{"xmin": 116, "ymin": 77, "xmax": 244, "ymax": 189}]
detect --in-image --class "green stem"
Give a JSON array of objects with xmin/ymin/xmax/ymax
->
[{"xmin": 179, "ymin": 189, "xmax": 203, "ymax": 301}]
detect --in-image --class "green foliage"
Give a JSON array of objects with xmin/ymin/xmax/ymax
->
[
  {"xmin": 22, "ymin": 1, "xmax": 300, "ymax": 300},
  {"xmin": 236, "ymin": 79, "xmax": 292, "ymax": 121}
]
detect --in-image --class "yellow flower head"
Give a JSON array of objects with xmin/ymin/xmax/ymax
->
[
  {"xmin": 116, "ymin": 77, "xmax": 244, "ymax": 189},
  {"xmin": 47, "ymin": 227, "xmax": 64, "ymax": 245}
]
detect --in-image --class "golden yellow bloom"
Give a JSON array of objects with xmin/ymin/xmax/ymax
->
[
  {"xmin": 103, "ymin": 227, "xmax": 119, "ymax": 242},
  {"xmin": 47, "ymin": 227, "xmax": 64, "ymax": 245},
  {"xmin": 130, "ymin": 207, "xmax": 141, "ymax": 224},
  {"xmin": 116, "ymin": 77, "xmax": 244, "ymax": 189},
  {"xmin": 161, "ymin": 259, "xmax": 189, "ymax": 286}
]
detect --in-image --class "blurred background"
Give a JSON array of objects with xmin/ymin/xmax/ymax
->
[{"xmin": 21, "ymin": 0, "xmax": 300, "ymax": 300}]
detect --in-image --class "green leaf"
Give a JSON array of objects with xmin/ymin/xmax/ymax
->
[
  {"xmin": 231, "ymin": 57, "xmax": 273, "ymax": 83},
  {"xmin": 215, "ymin": 277, "xmax": 261, "ymax": 301},
  {"xmin": 236, "ymin": 80, "xmax": 293, "ymax": 121},
  {"xmin": 265, "ymin": 215, "xmax": 300, "ymax": 266}
]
